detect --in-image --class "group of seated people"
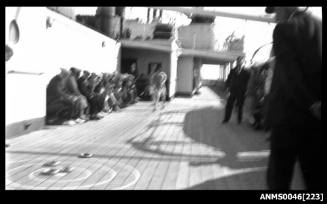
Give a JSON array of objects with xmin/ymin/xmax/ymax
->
[
  {"xmin": 46, "ymin": 67, "xmax": 138, "ymax": 125},
  {"xmin": 135, "ymin": 73, "xmax": 152, "ymax": 101}
]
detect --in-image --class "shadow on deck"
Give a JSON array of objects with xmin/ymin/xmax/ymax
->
[
  {"xmin": 126, "ymin": 86, "xmax": 269, "ymax": 189},
  {"xmin": 183, "ymin": 106, "xmax": 268, "ymax": 189},
  {"xmin": 183, "ymin": 107, "xmax": 268, "ymax": 168}
]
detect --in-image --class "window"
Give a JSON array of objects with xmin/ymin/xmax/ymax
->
[
  {"xmin": 201, "ymin": 64, "xmax": 225, "ymax": 80},
  {"xmin": 148, "ymin": 62, "xmax": 161, "ymax": 75}
]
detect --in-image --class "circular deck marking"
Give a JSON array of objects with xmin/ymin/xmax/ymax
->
[
  {"xmin": 6, "ymin": 159, "xmax": 140, "ymax": 190},
  {"xmin": 29, "ymin": 167, "xmax": 92, "ymax": 183}
]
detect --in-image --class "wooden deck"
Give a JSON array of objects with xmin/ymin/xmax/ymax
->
[{"xmin": 5, "ymin": 86, "xmax": 304, "ymax": 190}]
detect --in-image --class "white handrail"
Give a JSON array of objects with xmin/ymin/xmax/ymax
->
[{"xmin": 7, "ymin": 70, "xmax": 44, "ymax": 75}]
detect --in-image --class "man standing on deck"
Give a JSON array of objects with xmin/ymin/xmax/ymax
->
[
  {"xmin": 264, "ymin": 7, "xmax": 322, "ymax": 190},
  {"xmin": 150, "ymin": 64, "xmax": 167, "ymax": 111},
  {"xmin": 222, "ymin": 56, "xmax": 250, "ymax": 124}
]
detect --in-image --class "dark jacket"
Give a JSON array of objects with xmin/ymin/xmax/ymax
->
[
  {"xmin": 77, "ymin": 77, "xmax": 93, "ymax": 99},
  {"xmin": 266, "ymin": 12, "xmax": 322, "ymax": 127},
  {"xmin": 225, "ymin": 66, "xmax": 250, "ymax": 96},
  {"xmin": 46, "ymin": 74, "xmax": 70, "ymax": 104},
  {"xmin": 65, "ymin": 75, "xmax": 82, "ymax": 96},
  {"xmin": 247, "ymin": 65, "xmax": 266, "ymax": 98}
]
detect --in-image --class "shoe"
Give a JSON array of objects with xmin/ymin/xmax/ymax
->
[
  {"xmin": 46, "ymin": 118, "xmax": 57, "ymax": 125},
  {"xmin": 98, "ymin": 112, "xmax": 105, "ymax": 117},
  {"xmin": 90, "ymin": 114, "xmax": 103, "ymax": 120},
  {"xmin": 90, "ymin": 116, "xmax": 100, "ymax": 120},
  {"xmin": 63, "ymin": 120, "xmax": 76, "ymax": 125},
  {"xmin": 222, "ymin": 120, "xmax": 228, "ymax": 124},
  {"xmin": 75, "ymin": 118, "xmax": 86, "ymax": 124},
  {"xmin": 80, "ymin": 115, "xmax": 89, "ymax": 121}
]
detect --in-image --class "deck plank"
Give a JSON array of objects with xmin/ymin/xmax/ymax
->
[
  {"xmin": 6, "ymin": 87, "xmax": 293, "ymax": 190},
  {"xmin": 160, "ymin": 111, "xmax": 185, "ymax": 190},
  {"xmin": 133, "ymin": 112, "xmax": 172, "ymax": 190},
  {"xmin": 146, "ymin": 111, "xmax": 178, "ymax": 190}
]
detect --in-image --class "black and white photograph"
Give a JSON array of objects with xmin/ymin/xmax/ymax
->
[{"xmin": 5, "ymin": 6, "xmax": 323, "ymax": 193}]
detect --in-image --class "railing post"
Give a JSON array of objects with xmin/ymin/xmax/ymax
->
[{"xmin": 193, "ymin": 33, "xmax": 196, "ymax": 49}]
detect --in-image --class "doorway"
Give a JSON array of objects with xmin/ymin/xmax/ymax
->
[{"xmin": 121, "ymin": 58, "xmax": 137, "ymax": 74}]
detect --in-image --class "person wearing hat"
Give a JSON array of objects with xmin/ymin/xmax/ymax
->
[
  {"xmin": 222, "ymin": 55, "xmax": 250, "ymax": 124},
  {"xmin": 78, "ymin": 72, "xmax": 105, "ymax": 120},
  {"xmin": 264, "ymin": 7, "xmax": 322, "ymax": 190},
  {"xmin": 46, "ymin": 68, "xmax": 79, "ymax": 125},
  {"xmin": 66, "ymin": 67, "xmax": 89, "ymax": 123}
]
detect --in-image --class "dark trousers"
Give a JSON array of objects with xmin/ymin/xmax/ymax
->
[
  {"xmin": 88, "ymin": 94, "xmax": 105, "ymax": 115},
  {"xmin": 267, "ymin": 125, "xmax": 322, "ymax": 190},
  {"xmin": 46, "ymin": 99, "xmax": 75, "ymax": 124},
  {"xmin": 223, "ymin": 93, "xmax": 245, "ymax": 123}
]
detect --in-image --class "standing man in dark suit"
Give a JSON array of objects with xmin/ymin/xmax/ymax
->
[
  {"xmin": 222, "ymin": 56, "xmax": 250, "ymax": 124},
  {"xmin": 265, "ymin": 7, "xmax": 322, "ymax": 190}
]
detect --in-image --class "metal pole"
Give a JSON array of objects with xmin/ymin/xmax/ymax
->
[{"xmin": 193, "ymin": 33, "xmax": 196, "ymax": 49}]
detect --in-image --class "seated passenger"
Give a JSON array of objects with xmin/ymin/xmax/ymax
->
[
  {"xmin": 128, "ymin": 62, "xmax": 139, "ymax": 80},
  {"xmin": 128, "ymin": 74, "xmax": 138, "ymax": 103},
  {"xmin": 68, "ymin": 67, "xmax": 89, "ymax": 122},
  {"xmin": 97, "ymin": 73, "xmax": 111, "ymax": 113},
  {"xmin": 94, "ymin": 73, "xmax": 106, "ymax": 94},
  {"xmin": 77, "ymin": 70, "xmax": 91, "ymax": 98},
  {"xmin": 121, "ymin": 74, "xmax": 137, "ymax": 106},
  {"xmin": 94, "ymin": 73, "xmax": 111, "ymax": 115},
  {"xmin": 111, "ymin": 73, "xmax": 124, "ymax": 108},
  {"xmin": 136, "ymin": 73, "xmax": 148, "ymax": 96},
  {"xmin": 85, "ymin": 73, "xmax": 106, "ymax": 120},
  {"xmin": 46, "ymin": 68, "xmax": 80, "ymax": 125},
  {"xmin": 106, "ymin": 74, "xmax": 121, "ymax": 112},
  {"xmin": 121, "ymin": 76, "xmax": 130, "ymax": 106}
]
